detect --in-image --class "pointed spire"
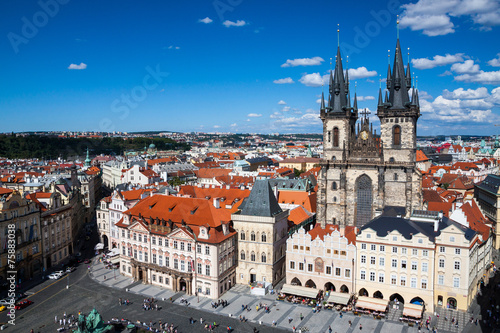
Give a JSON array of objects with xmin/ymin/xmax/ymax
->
[
  {"xmin": 386, "ymin": 63, "xmax": 392, "ymax": 89},
  {"xmin": 321, "ymin": 91, "xmax": 325, "ymax": 110},
  {"xmin": 397, "ymin": 15, "xmax": 400, "ymax": 39},
  {"xmin": 387, "ymin": 38, "xmax": 410, "ymax": 108},
  {"xmin": 337, "ymin": 24, "xmax": 340, "ymax": 47},
  {"xmin": 378, "ymin": 88, "xmax": 383, "ymax": 106},
  {"xmin": 354, "ymin": 92, "xmax": 358, "ymax": 110},
  {"xmin": 328, "ymin": 46, "xmax": 349, "ymax": 113},
  {"xmin": 406, "ymin": 47, "xmax": 412, "ymax": 89},
  {"xmin": 385, "ymin": 90, "xmax": 389, "ymax": 103}
]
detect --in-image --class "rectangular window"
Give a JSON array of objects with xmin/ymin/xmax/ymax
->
[
  {"xmin": 144, "ymin": 252, "xmax": 148, "ymax": 262},
  {"xmin": 379, "ymin": 257, "xmax": 385, "ymax": 266},
  {"xmin": 159, "ymin": 256, "xmax": 163, "ymax": 266},
  {"xmin": 391, "ymin": 275, "xmax": 397, "ymax": 285},
  {"xmin": 370, "ymin": 244, "xmax": 376, "ymax": 251},
  {"xmin": 166, "ymin": 257, "xmax": 170, "ymax": 267},
  {"xmin": 392, "ymin": 259, "xmax": 397, "ymax": 268},
  {"xmin": 439, "ymin": 246, "xmax": 445, "ymax": 253},
  {"xmin": 187, "ymin": 243, "xmax": 192, "ymax": 252},
  {"xmin": 361, "ymin": 255, "xmax": 366, "ymax": 264},
  {"xmin": 412, "ymin": 249, "xmax": 418, "ymax": 256},
  {"xmin": 152, "ymin": 254, "xmax": 157, "ymax": 264},
  {"xmin": 361, "ymin": 243, "xmax": 366, "ymax": 250},
  {"xmin": 421, "ymin": 279, "xmax": 427, "ymax": 289},
  {"xmin": 335, "ymin": 267, "xmax": 341, "ymax": 276},
  {"xmin": 380, "ymin": 245, "xmax": 385, "ymax": 252},
  {"xmin": 401, "ymin": 276, "xmax": 406, "ymax": 286},
  {"xmin": 205, "ymin": 265, "xmax": 210, "ymax": 276},
  {"xmin": 159, "ymin": 276, "xmax": 163, "ymax": 284},
  {"xmin": 205, "ymin": 246, "xmax": 210, "ymax": 255},
  {"xmin": 401, "ymin": 260, "xmax": 407, "ymax": 269},
  {"xmin": 197, "ymin": 244, "xmax": 201, "ymax": 253},
  {"xmin": 455, "ymin": 248, "xmax": 461, "ymax": 255},
  {"xmin": 158, "ymin": 238, "xmax": 162, "ymax": 246},
  {"xmin": 439, "ymin": 259, "xmax": 445, "ymax": 268},
  {"xmin": 299, "ymin": 262, "xmax": 304, "ymax": 271},
  {"xmin": 308, "ymin": 264, "xmax": 313, "ymax": 272},
  {"xmin": 422, "ymin": 250, "xmax": 428, "ymax": 257},
  {"xmin": 152, "ymin": 274, "xmax": 156, "ymax": 282},
  {"xmin": 345, "ymin": 269, "xmax": 350, "ymax": 278},
  {"xmin": 138, "ymin": 234, "xmax": 142, "ymax": 242},
  {"xmin": 438, "ymin": 275, "xmax": 444, "ymax": 285},
  {"xmin": 173, "ymin": 241, "xmax": 178, "ymax": 249},
  {"xmin": 370, "ymin": 256, "xmax": 376, "ymax": 265},
  {"xmin": 454, "ymin": 261, "xmax": 460, "ymax": 270},
  {"xmin": 453, "ymin": 277, "xmax": 460, "ymax": 288},
  {"xmin": 181, "ymin": 261, "xmax": 185, "ymax": 271},
  {"xmin": 360, "ymin": 270, "xmax": 366, "ymax": 280},
  {"xmin": 411, "ymin": 277, "xmax": 417, "ymax": 288},
  {"xmin": 139, "ymin": 251, "xmax": 143, "ymax": 261},
  {"xmin": 411, "ymin": 261, "xmax": 417, "ymax": 271},
  {"xmin": 379, "ymin": 273, "xmax": 384, "ymax": 283},
  {"xmin": 290, "ymin": 261, "xmax": 295, "ymax": 269},
  {"xmin": 152, "ymin": 237, "xmax": 156, "ymax": 245},
  {"xmin": 174, "ymin": 259, "xmax": 178, "ymax": 269},
  {"xmin": 422, "ymin": 262, "xmax": 428, "ymax": 272},
  {"xmin": 401, "ymin": 248, "xmax": 407, "ymax": 255},
  {"xmin": 326, "ymin": 266, "xmax": 332, "ymax": 275},
  {"xmin": 133, "ymin": 249, "xmax": 137, "ymax": 259},
  {"xmin": 180, "ymin": 242, "xmax": 185, "ymax": 251},
  {"xmin": 369, "ymin": 272, "xmax": 375, "ymax": 281},
  {"xmin": 197, "ymin": 263, "xmax": 202, "ymax": 274},
  {"xmin": 392, "ymin": 247, "xmax": 398, "ymax": 254}
]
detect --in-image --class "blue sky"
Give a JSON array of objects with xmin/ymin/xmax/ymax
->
[{"xmin": 1, "ymin": 0, "xmax": 499, "ymax": 135}]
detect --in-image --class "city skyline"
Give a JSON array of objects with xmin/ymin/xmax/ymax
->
[{"xmin": 1, "ymin": 0, "xmax": 500, "ymax": 135}]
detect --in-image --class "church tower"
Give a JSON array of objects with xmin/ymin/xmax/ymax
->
[{"xmin": 317, "ymin": 33, "xmax": 422, "ymax": 228}]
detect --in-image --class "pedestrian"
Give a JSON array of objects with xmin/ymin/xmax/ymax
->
[
  {"xmin": 55, "ymin": 315, "xmax": 57, "ymax": 323},
  {"xmin": 359, "ymin": 324, "xmax": 363, "ymax": 330},
  {"xmin": 300, "ymin": 313, "xmax": 303, "ymax": 321},
  {"xmin": 349, "ymin": 320, "xmax": 352, "ymax": 327},
  {"xmin": 119, "ymin": 298, "xmax": 122, "ymax": 305},
  {"xmin": 292, "ymin": 326, "xmax": 296, "ymax": 333},
  {"xmin": 340, "ymin": 312, "xmax": 343, "ymax": 318},
  {"xmin": 288, "ymin": 316, "xmax": 292, "ymax": 323},
  {"xmin": 59, "ymin": 319, "xmax": 62, "ymax": 326},
  {"xmin": 328, "ymin": 326, "xmax": 332, "ymax": 333}
]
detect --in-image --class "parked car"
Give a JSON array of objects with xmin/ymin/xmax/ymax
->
[
  {"xmin": 66, "ymin": 266, "xmax": 76, "ymax": 273},
  {"xmin": 0, "ymin": 298, "xmax": 12, "ymax": 306},
  {"xmin": 14, "ymin": 299, "xmax": 33, "ymax": 310},
  {"xmin": 48, "ymin": 272, "xmax": 63, "ymax": 280}
]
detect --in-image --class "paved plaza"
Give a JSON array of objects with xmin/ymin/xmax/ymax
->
[{"xmin": 87, "ymin": 257, "xmax": 485, "ymax": 333}]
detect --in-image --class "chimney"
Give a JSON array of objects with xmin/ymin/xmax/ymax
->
[
  {"xmin": 434, "ymin": 211, "xmax": 443, "ymax": 232},
  {"xmin": 213, "ymin": 197, "xmax": 220, "ymax": 209}
]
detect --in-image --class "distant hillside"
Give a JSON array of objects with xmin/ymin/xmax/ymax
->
[{"xmin": 0, "ymin": 134, "xmax": 190, "ymax": 159}]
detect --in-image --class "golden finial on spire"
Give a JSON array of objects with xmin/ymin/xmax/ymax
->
[
  {"xmin": 388, "ymin": 50, "xmax": 390, "ymax": 65},
  {"xmin": 397, "ymin": 15, "xmax": 400, "ymax": 39},
  {"xmin": 337, "ymin": 23, "xmax": 340, "ymax": 47}
]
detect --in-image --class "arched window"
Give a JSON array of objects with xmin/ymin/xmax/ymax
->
[
  {"xmin": 328, "ymin": 131, "xmax": 331, "ymax": 143},
  {"xmin": 240, "ymin": 251, "xmax": 245, "ymax": 260},
  {"xmin": 333, "ymin": 127, "xmax": 339, "ymax": 147},
  {"xmin": 389, "ymin": 157, "xmax": 395, "ymax": 163},
  {"xmin": 261, "ymin": 253, "xmax": 267, "ymax": 263},
  {"xmin": 261, "ymin": 233, "xmax": 267, "ymax": 242},
  {"xmin": 332, "ymin": 182, "xmax": 337, "ymax": 190},
  {"xmin": 393, "ymin": 126, "xmax": 401, "ymax": 146},
  {"xmin": 250, "ymin": 232, "xmax": 256, "ymax": 241},
  {"xmin": 240, "ymin": 230, "xmax": 245, "ymax": 240},
  {"xmin": 394, "ymin": 173, "xmax": 398, "ymax": 181},
  {"xmin": 250, "ymin": 252, "xmax": 256, "ymax": 262},
  {"xmin": 333, "ymin": 196, "xmax": 337, "ymax": 203}
]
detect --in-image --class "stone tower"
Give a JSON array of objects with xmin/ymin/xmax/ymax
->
[{"xmin": 317, "ymin": 37, "xmax": 422, "ymax": 228}]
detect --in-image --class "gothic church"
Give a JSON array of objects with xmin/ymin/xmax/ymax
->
[{"xmin": 317, "ymin": 37, "xmax": 422, "ymax": 228}]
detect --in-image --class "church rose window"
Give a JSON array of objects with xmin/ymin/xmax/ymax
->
[
  {"xmin": 393, "ymin": 126, "xmax": 401, "ymax": 146},
  {"xmin": 356, "ymin": 175, "xmax": 372, "ymax": 228}
]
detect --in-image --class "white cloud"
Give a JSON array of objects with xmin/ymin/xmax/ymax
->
[
  {"xmin": 278, "ymin": 100, "xmax": 287, "ymax": 105},
  {"xmin": 450, "ymin": 60, "xmax": 480, "ymax": 74},
  {"xmin": 168, "ymin": 45, "xmax": 181, "ymax": 50},
  {"xmin": 273, "ymin": 77, "xmax": 294, "ymax": 84},
  {"xmin": 230, "ymin": 123, "xmax": 237, "ymax": 127},
  {"xmin": 400, "ymin": 0, "xmax": 500, "ymax": 36},
  {"xmin": 271, "ymin": 112, "xmax": 321, "ymax": 129},
  {"xmin": 357, "ymin": 96, "xmax": 375, "ymax": 101},
  {"xmin": 222, "ymin": 20, "xmax": 247, "ymax": 27},
  {"xmin": 488, "ymin": 53, "xmax": 500, "ymax": 67},
  {"xmin": 316, "ymin": 98, "xmax": 322, "ymax": 104},
  {"xmin": 298, "ymin": 73, "xmax": 328, "ymax": 87},
  {"xmin": 213, "ymin": 125, "xmax": 220, "ymax": 128},
  {"xmin": 442, "ymin": 87, "xmax": 489, "ymax": 99},
  {"xmin": 270, "ymin": 112, "xmax": 282, "ymax": 119},
  {"xmin": 411, "ymin": 53, "xmax": 465, "ymax": 69},
  {"xmin": 282, "ymin": 106, "xmax": 291, "ymax": 112},
  {"xmin": 281, "ymin": 57, "xmax": 324, "ymax": 68},
  {"xmin": 68, "ymin": 63, "xmax": 87, "ymax": 70},
  {"xmin": 454, "ymin": 70, "xmax": 500, "ymax": 84},
  {"xmin": 198, "ymin": 17, "xmax": 213, "ymax": 24},
  {"xmin": 420, "ymin": 86, "xmax": 500, "ymax": 124},
  {"xmin": 348, "ymin": 67, "xmax": 377, "ymax": 79},
  {"xmin": 247, "ymin": 113, "xmax": 262, "ymax": 117}
]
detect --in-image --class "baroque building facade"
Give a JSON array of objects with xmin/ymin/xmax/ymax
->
[{"xmin": 317, "ymin": 38, "xmax": 422, "ymax": 228}]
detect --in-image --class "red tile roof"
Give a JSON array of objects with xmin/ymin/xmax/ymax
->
[
  {"xmin": 307, "ymin": 224, "xmax": 356, "ymax": 245},
  {"xmin": 416, "ymin": 150, "xmax": 429, "ymax": 162},
  {"xmin": 278, "ymin": 190, "xmax": 317, "ymax": 213}
]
